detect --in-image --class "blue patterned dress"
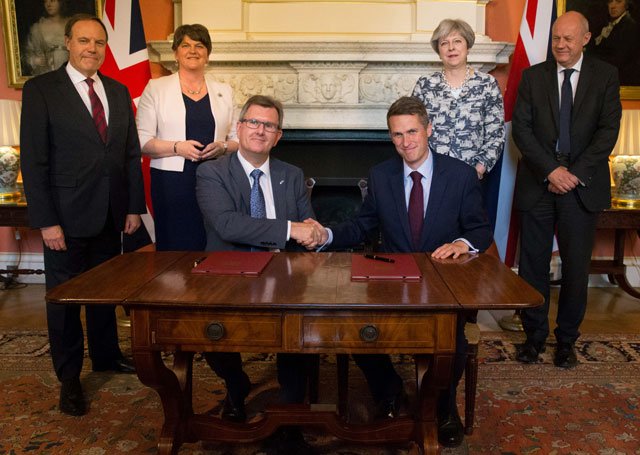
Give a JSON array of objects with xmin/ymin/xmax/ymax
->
[{"xmin": 412, "ymin": 70, "xmax": 505, "ymax": 173}]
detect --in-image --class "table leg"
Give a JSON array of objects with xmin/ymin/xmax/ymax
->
[
  {"xmin": 134, "ymin": 350, "xmax": 195, "ymax": 455},
  {"xmin": 610, "ymin": 228, "xmax": 640, "ymax": 299},
  {"xmin": 414, "ymin": 354, "xmax": 452, "ymax": 455}
]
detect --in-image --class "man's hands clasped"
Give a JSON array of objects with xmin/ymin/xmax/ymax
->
[{"xmin": 547, "ymin": 166, "xmax": 580, "ymax": 194}]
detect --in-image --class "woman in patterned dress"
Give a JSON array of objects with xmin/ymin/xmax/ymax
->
[{"xmin": 412, "ymin": 19, "xmax": 505, "ymax": 182}]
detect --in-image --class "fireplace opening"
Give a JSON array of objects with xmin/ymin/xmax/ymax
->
[{"xmin": 273, "ymin": 129, "xmax": 394, "ymax": 250}]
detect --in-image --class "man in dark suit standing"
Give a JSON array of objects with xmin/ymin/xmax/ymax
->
[
  {"xmin": 196, "ymin": 95, "xmax": 320, "ymax": 453},
  {"xmin": 306, "ymin": 96, "xmax": 492, "ymax": 448},
  {"xmin": 20, "ymin": 15, "xmax": 146, "ymax": 416},
  {"xmin": 513, "ymin": 11, "xmax": 621, "ymax": 368}
]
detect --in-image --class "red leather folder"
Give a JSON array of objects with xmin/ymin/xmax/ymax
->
[
  {"xmin": 191, "ymin": 251, "xmax": 274, "ymax": 276},
  {"xmin": 351, "ymin": 254, "xmax": 422, "ymax": 281}
]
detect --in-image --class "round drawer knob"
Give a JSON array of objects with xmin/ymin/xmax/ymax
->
[
  {"xmin": 359, "ymin": 324, "xmax": 379, "ymax": 342},
  {"xmin": 205, "ymin": 322, "xmax": 225, "ymax": 341}
]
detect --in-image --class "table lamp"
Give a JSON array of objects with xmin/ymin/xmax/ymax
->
[
  {"xmin": 610, "ymin": 110, "xmax": 640, "ymax": 209},
  {"xmin": 0, "ymin": 99, "xmax": 21, "ymax": 200}
]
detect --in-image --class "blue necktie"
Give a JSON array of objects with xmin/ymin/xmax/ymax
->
[
  {"xmin": 558, "ymin": 68, "xmax": 575, "ymax": 156},
  {"xmin": 250, "ymin": 169, "xmax": 266, "ymax": 219}
]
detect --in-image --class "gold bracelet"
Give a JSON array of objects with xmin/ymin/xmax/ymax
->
[{"xmin": 173, "ymin": 141, "xmax": 179, "ymax": 155}]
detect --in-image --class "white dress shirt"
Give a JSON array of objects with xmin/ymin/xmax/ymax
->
[
  {"xmin": 66, "ymin": 64, "xmax": 109, "ymax": 124},
  {"xmin": 237, "ymin": 152, "xmax": 292, "ymax": 240}
]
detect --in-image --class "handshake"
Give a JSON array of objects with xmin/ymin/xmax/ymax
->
[{"xmin": 290, "ymin": 218, "xmax": 329, "ymax": 250}]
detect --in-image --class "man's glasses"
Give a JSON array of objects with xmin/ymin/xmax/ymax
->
[{"xmin": 240, "ymin": 118, "xmax": 280, "ymax": 133}]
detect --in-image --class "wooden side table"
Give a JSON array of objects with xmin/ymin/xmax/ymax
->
[
  {"xmin": 0, "ymin": 191, "xmax": 28, "ymax": 227},
  {"xmin": 591, "ymin": 208, "xmax": 640, "ymax": 299}
]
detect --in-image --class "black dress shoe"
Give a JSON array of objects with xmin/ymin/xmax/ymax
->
[
  {"xmin": 437, "ymin": 408, "xmax": 464, "ymax": 448},
  {"xmin": 262, "ymin": 427, "xmax": 315, "ymax": 455},
  {"xmin": 374, "ymin": 389, "xmax": 408, "ymax": 420},
  {"xmin": 221, "ymin": 375, "xmax": 251, "ymax": 422},
  {"xmin": 554, "ymin": 342, "xmax": 577, "ymax": 369},
  {"xmin": 59, "ymin": 377, "xmax": 86, "ymax": 416},
  {"xmin": 93, "ymin": 356, "xmax": 136, "ymax": 374},
  {"xmin": 516, "ymin": 340, "xmax": 546, "ymax": 364},
  {"xmin": 221, "ymin": 395, "xmax": 247, "ymax": 422}
]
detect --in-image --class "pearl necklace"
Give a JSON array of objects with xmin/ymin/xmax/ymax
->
[
  {"xmin": 180, "ymin": 77, "xmax": 205, "ymax": 95},
  {"xmin": 442, "ymin": 65, "xmax": 471, "ymax": 91}
]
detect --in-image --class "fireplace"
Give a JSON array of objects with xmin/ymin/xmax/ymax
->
[{"xmin": 274, "ymin": 129, "xmax": 394, "ymax": 231}]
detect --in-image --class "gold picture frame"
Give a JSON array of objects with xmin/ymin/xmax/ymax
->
[
  {"xmin": 559, "ymin": 0, "xmax": 640, "ymax": 100},
  {"xmin": 1, "ymin": 0, "xmax": 103, "ymax": 88}
]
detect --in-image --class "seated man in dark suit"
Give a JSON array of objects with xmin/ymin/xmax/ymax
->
[
  {"xmin": 195, "ymin": 95, "xmax": 322, "ymax": 453},
  {"xmin": 306, "ymin": 96, "xmax": 492, "ymax": 448}
]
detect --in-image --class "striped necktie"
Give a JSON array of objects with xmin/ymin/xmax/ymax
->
[{"xmin": 85, "ymin": 78, "xmax": 108, "ymax": 143}]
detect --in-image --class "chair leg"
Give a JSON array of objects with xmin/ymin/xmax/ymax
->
[
  {"xmin": 337, "ymin": 354, "xmax": 349, "ymax": 417},
  {"xmin": 465, "ymin": 343, "xmax": 479, "ymax": 435}
]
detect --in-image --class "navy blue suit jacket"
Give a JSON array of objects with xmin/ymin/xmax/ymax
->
[
  {"xmin": 512, "ymin": 56, "xmax": 621, "ymax": 212},
  {"xmin": 331, "ymin": 153, "xmax": 492, "ymax": 253}
]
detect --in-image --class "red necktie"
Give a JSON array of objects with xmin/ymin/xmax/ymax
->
[
  {"xmin": 85, "ymin": 78, "xmax": 108, "ymax": 143},
  {"xmin": 408, "ymin": 171, "xmax": 424, "ymax": 250}
]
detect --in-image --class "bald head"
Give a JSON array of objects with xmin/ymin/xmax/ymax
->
[
  {"xmin": 551, "ymin": 11, "xmax": 591, "ymax": 68},
  {"xmin": 554, "ymin": 11, "xmax": 590, "ymax": 34}
]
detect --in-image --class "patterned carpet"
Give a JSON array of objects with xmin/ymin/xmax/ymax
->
[{"xmin": 1, "ymin": 330, "xmax": 639, "ymax": 454}]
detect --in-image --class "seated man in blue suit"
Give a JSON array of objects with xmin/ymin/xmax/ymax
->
[
  {"xmin": 306, "ymin": 96, "xmax": 492, "ymax": 448},
  {"xmin": 196, "ymin": 95, "xmax": 321, "ymax": 453}
]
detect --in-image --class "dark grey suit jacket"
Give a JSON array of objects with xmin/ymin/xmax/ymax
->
[
  {"xmin": 20, "ymin": 64, "xmax": 146, "ymax": 236},
  {"xmin": 196, "ymin": 152, "xmax": 315, "ymax": 251},
  {"xmin": 512, "ymin": 56, "xmax": 621, "ymax": 212}
]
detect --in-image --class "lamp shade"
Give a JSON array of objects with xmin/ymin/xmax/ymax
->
[
  {"xmin": 0, "ymin": 99, "xmax": 21, "ymax": 146},
  {"xmin": 611, "ymin": 110, "xmax": 640, "ymax": 156}
]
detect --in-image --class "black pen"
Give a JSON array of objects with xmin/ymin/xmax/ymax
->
[
  {"xmin": 193, "ymin": 256, "xmax": 207, "ymax": 267},
  {"xmin": 364, "ymin": 254, "xmax": 395, "ymax": 263}
]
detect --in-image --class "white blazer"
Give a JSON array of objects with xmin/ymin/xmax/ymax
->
[{"xmin": 136, "ymin": 72, "xmax": 237, "ymax": 172}]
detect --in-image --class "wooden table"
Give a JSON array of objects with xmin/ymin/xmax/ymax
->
[
  {"xmin": 47, "ymin": 251, "xmax": 542, "ymax": 455},
  {"xmin": 592, "ymin": 208, "xmax": 640, "ymax": 299},
  {"xmin": 0, "ymin": 192, "xmax": 28, "ymax": 227}
]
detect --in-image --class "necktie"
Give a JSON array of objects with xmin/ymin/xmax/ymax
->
[
  {"xmin": 85, "ymin": 78, "xmax": 108, "ymax": 144},
  {"xmin": 250, "ymin": 169, "xmax": 266, "ymax": 219},
  {"xmin": 408, "ymin": 171, "xmax": 424, "ymax": 250},
  {"xmin": 558, "ymin": 68, "xmax": 575, "ymax": 156}
]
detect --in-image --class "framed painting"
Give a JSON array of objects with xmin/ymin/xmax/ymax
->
[
  {"xmin": 1, "ymin": 0, "xmax": 103, "ymax": 88},
  {"xmin": 559, "ymin": 0, "xmax": 640, "ymax": 99}
]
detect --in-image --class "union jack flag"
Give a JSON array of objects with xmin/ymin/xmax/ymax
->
[
  {"xmin": 100, "ymin": 0, "xmax": 155, "ymax": 243},
  {"xmin": 487, "ymin": 0, "xmax": 557, "ymax": 266}
]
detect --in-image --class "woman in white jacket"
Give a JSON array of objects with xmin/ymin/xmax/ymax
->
[{"xmin": 137, "ymin": 24, "xmax": 238, "ymax": 251}]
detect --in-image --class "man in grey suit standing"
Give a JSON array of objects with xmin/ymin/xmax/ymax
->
[
  {"xmin": 513, "ymin": 11, "xmax": 621, "ymax": 368},
  {"xmin": 196, "ymin": 95, "xmax": 320, "ymax": 453},
  {"xmin": 20, "ymin": 15, "xmax": 146, "ymax": 416}
]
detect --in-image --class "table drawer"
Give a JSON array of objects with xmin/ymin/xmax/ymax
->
[
  {"xmin": 149, "ymin": 311, "xmax": 282, "ymax": 348},
  {"xmin": 302, "ymin": 313, "xmax": 455, "ymax": 350}
]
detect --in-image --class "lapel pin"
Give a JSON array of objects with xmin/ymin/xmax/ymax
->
[{"xmin": 280, "ymin": 180, "xmax": 285, "ymax": 185}]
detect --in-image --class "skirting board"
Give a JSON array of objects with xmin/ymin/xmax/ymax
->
[{"xmin": 2, "ymin": 253, "xmax": 640, "ymax": 288}]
